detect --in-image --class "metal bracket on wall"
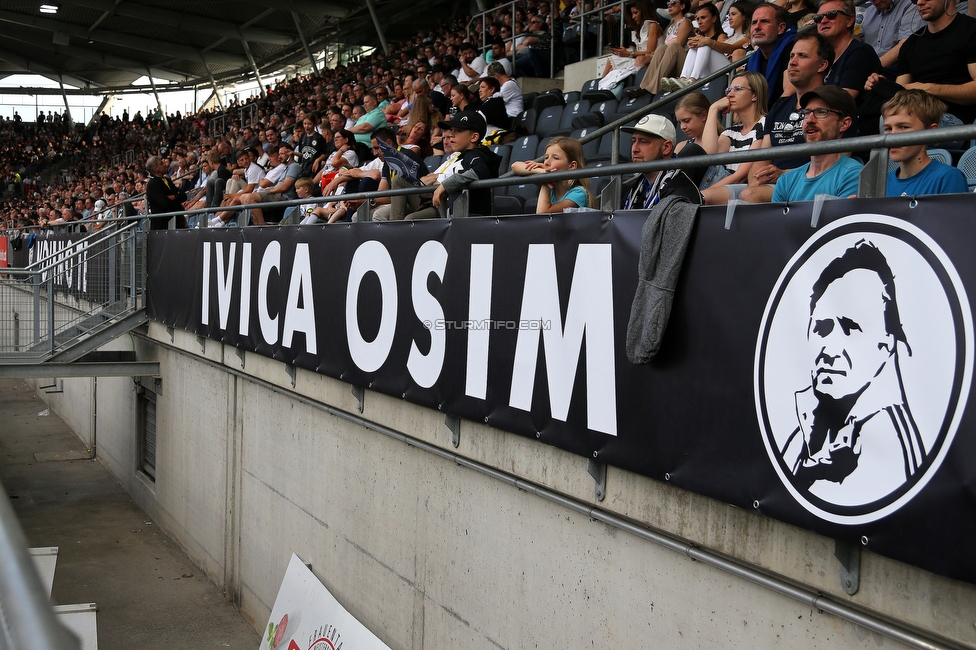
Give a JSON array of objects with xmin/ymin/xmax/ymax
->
[
  {"xmin": 197, "ymin": 335, "xmax": 206, "ymax": 353},
  {"xmin": 166, "ymin": 326, "xmax": 174, "ymax": 342},
  {"xmin": 285, "ymin": 364, "xmax": 297, "ymax": 388},
  {"xmin": 153, "ymin": 377, "xmax": 163, "ymax": 396},
  {"xmin": 350, "ymin": 385, "xmax": 364, "ymax": 414},
  {"xmin": 235, "ymin": 347, "xmax": 245, "ymax": 369},
  {"xmin": 586, "ymin": 458, "xmax": 607, "ymax": 502},
  {"xmin": 444, "ymin": 415, "xmax": 460, "ymax": 448},
  {"xmin": 834, "ymin": 539, "xmax": 861, "ymax": 595}
]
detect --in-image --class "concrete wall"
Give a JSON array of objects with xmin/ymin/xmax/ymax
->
[{"xmin": 38, "ymin": 322, "xmax": 976, "ymax": 650}]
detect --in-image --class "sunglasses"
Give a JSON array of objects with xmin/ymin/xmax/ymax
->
[
  {"xmin": 725, "ymin": 85, "xmax": 752, "ymax": 94},
  {"xmin": 795, "ymin": 107, "xmax": 845, "ymax": 119},
  {"xmin": 813, "ymin": 9, "xmax": 851, "ymax": 22}
]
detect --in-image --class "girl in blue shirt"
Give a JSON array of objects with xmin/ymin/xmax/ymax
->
[{"xmin": 511, "ymin": 136, "xmax": 592, "ymax": 213}]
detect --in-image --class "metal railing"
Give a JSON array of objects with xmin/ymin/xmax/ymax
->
[
  {"xmin": 574, "ymin": 0, "xmax": 628, "ymax": 64},
  {"xmin": 0, "ymin": 477, "xmax": 80, "ymax": 650},
  {"xmin": 468, "ymin": 0, "xmax": 558, "ymax": 79},
  {"xmin": 0, "ymin": 221, "xmax": 145, "ymax": 363}
]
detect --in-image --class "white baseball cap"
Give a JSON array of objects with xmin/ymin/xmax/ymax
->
[{"xmin": 621, "ymin": 114, "xmax": 676, "ymax": 144}]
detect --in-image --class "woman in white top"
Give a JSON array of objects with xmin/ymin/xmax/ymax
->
[
  {"xmin": 701, "ymin": 71, "xmax": 769, "ymax": 205},
  {"xmin": 661, "ymin": 2, "xmax": 743, "ymax": 91},
  {"xmin": 633, "ymin": 0, "xmax": 694, "ymax": 96},
  {"xmin": 599, "ymin": 0, "xmax": 661, "ymax": 89}
]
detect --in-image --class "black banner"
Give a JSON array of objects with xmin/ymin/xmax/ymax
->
[
  {"xmin": 6, "ymin": 231, "xmax": 119, "ymax": 304},
  {"xmin": 146, "ymin": 197, "xmax": 976, "ymax": 585}
]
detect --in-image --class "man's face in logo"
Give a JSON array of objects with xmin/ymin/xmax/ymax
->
[{"xmin": 809, "ymin": 269, "xmax": 896, "ymax": 400}]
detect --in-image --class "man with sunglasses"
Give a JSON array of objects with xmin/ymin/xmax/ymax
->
[
  {"xmin": 772, "ymin": 86, "xmax": 863, "ymax": 202},
  {"xmin": 818, "ymin": 0, "xmax": 882, "ymax": 100}
]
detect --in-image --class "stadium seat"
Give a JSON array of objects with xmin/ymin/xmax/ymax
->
[
  {"xmin": 509, "ymin": 135, "xmax": 541, "ymax": 165},
  {"xmin": 580, "ymin": 79, "xmax": 600, "ymax": 95},
  {"xmin": 534, "ymin": 90, "xmax": 565, "ymax": 112},
  {"xmin": 508, "ymin": 179, "xmax": 541, "ymax": 205},
  {"xmin": 586, "ymin": 160, "xmax": 616, "ymax": 200},
  {"xmin": 494, "ymin": 193, "xmax": 525, "ymax": 215},
  {"xmin": 592, "ymin": 99, "xmax": 619, "ymax": 116},
  {"xmin": 424, "ymin": 155, "xmax": 442, "ymax": 172},
  {"xmin": 554, "ymin": 100, "xmax": 592, "ymax": 135},
  {"xmin": 564, "ymin": 91, "xmax": 581, "ymax": 104},
  {"xmin": 489, "ymin": 144, "xmax": 511, "ymax": 176},
  {"xmin": 927, "ymin": 148, "xmax": 951, "ymax": 165},
  {"xmin": 956, "ymin": 146, "xmax": 976, "ymax": 189},
  {"xmin": 521, "ymin": 92, "xmax": 538, "ymax": 111},
  {"xmin": 612, "ymin": 94, "xmax": 652, "ymax": 121},
  {"xmin": 576, "ymin": 127, "xmax": 603, "ymax": 160},
  {"xmin": 536, "ymin": 136, "xmax": 553, "ymax": 158},
  {"xmin": 514, "ymin": 109, "xmax": 538, "ymax": 135},
  {"xmin": 534, "ymin": 105, "xmax": 565, "ymax": 138}
]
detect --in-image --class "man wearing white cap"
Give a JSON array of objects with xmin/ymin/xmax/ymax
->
[{"xmin": 620, "ymin": 114, "xmax": 703, "ymax": 208}]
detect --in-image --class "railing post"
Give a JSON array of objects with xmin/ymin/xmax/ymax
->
[
  {"xmin": 13, "ymin": 311, "xmax": 20, "ymax": 351},
  {"xmin": 108, "ymin": 234, "xmax": 117, "ymax": 304},
  {"xmin": 611, "ymin": 126, "xmax": 620, "ymax": 164},
  {"xmin": 128, "ymin": 231, "xmax": 136, "ymax": 308},
  {"xmin": 32, "ymin": 273, "xmax": 41, "ymax": 346},
  {"xmin": 47, "ymin": 276, "xmax": 55, "ymax": 354}
]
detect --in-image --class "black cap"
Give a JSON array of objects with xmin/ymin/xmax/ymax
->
[
  {"xmin": 438, "ymin": 110, "xmax": 487, "ymax": 138},
  {"xmin": 800, "ymin": 85, "xmax": 857, "ymax": 119}
]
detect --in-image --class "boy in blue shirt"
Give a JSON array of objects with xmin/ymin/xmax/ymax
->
[{"xmin": 882, "ymin": 90, "xmax": 969, "ymax": 197}]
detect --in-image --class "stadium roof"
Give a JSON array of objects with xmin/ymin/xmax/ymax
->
[{"xmin": 0, "ymin": 0, "xmax": 461, "ymax": 93}]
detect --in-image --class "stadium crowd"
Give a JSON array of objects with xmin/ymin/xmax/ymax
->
[{"xmin": 1, "ymin": 0, "xmax": 973, "ymax": 231}]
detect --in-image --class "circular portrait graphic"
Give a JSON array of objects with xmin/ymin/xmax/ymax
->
[{"xmin": 755, "ymin": 215, "xmax": 973, "ymax": 524}]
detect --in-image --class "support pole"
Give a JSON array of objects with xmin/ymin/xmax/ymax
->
[
  {"xmin": 364, "ymin": 0, "xmax": 390, "ymax": 56},
  {"xmin": 240, "ymin": 36, "xmax": 266, "ymax": 97},
  {"xmin": 57, "ymin": 76, "xmax": 72, "ymax": 125},
  {"xmin": 291, "ymin": 12, "xmax": 319, "ymax": 76},
  {"xmin": 146, "ymin": 69, "xmax": 169, "ymax": 131},
  {"xmin": 202, "ymin": 57, "xmax": 225, "ymax": 111}
]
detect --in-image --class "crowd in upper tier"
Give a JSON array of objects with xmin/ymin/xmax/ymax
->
[{"xmin": 2, "ymin": 0, "xmax": 974, "ymax": 231}]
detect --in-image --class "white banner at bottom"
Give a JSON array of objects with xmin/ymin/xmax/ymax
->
[{"xmin": 259, "ymin": 553, "xmax": 391, "ymax": 650}]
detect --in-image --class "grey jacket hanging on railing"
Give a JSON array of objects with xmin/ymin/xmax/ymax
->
[{"xmin": 625, "ymin": 194, "xmax": 700, "ymax": 364}]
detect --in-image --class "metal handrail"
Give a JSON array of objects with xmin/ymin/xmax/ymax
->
[
  {"xmin": 574, "ymin": 0, "xmax": 628, "ymax": 64},
  {"xmin": 0, "ymin": 476, "xmax": 81, "ymax": 649},
  {"xmin": 467, "ymin": 0, "xmax": 558, "ymax": 79},
  {"xmin": 10, "ymin": 221, "xmax": 140, "ymax": 275}
]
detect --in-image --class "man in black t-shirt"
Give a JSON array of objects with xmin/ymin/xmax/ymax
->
[
  {"xmin": 297, "ymin": 116, "xmax": 328, "ymax": 179},
  {"xmin": 742, "ymin": 33, "xmax": 833, "ymax": 202},
  {"xmin": 866, "ymin": 0, "xmax": 976, "ymax": 123},
  {"xmin": 818, "ymin": 0, "xmax": 882, "ymax": 100}
]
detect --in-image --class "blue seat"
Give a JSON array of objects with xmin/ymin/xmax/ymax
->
[
  {"xmin": 576, "ymin": 127, "xmax": 603, "ymax": 160},
  {"xmin": 555, "ymin": 100, "xmax": 592, "ymax": 136},
  {"xmin": 509, "ymin": 135, "xmax": 541, "ymax": 165},
  {"xmin": 564, "ymin": 91, "xmax": 581, "ymax": 104},
  {"xmin": 494, "ymin": 193, "xmax": 526, "ymax": 216},
  {"xmin": 515, "ymin": 109, "xmax": 538, "ymax": 135},
  {"xmin": 927, "ymin": 148, "xmax": 951, "ymax": 165},
  {"xmin": 521, "ymin": 92, "xmax": 538, "ymax": 111},
  {"xmin": 424, "ymin": 155, "xmax": 442, "ymax": 172},
  {"xmin": 586, "ymin": 160, "xmax": 616, "ymax": 201},
  {"xmin": 489, "ymin": 144, "xmax": 511, "ymax": 177},
  {"xmin": 592, "ymin": 99, "xmax": 619, "ymax": 116},
  {"xmin": 534, "ymin": 105, "xmax": 565, "ymax": 138},
  {"xmin": 508, "ymin": 179, "xmax": 541, "ymax": 205},
  {"xmin": 533, "ymin": 91, "xmax": 565, "ymax": 112},
  {"xmin": 537, "ymin": 136, "xmax": 553, "ymax": 158},
  {"xmin": 956, "ymin": 145, "xmax": 976, "ymax": 189}
]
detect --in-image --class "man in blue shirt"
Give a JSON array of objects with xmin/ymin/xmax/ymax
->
[
  {"xmin": 882, "ymin": 89, "xmax": 970, "ymax": 196},
  {"xmin": 773, "ymin": 86, "xmax": 863, "ymax": 202}
]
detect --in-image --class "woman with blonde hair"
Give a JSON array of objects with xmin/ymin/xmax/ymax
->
[{"xmin": 701, "ymin": 71, "xmax": 768, "ymax": 204}]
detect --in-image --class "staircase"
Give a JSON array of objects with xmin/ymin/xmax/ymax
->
[{"xmin": 0, "ymin": 222, "xmax": 156, "ymax": 378}]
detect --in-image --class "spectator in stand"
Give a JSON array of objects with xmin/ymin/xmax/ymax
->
[
  {"xmin": 431, "ymin": 111, "xmax": 501, "ymax": 217},
  {"xmin": 864, "ymin": 0, "xmax": 976, "ymax": 126},
  {"xmin": 511, "ymin": 136, "xmax": 592, "ymax": 212},
  {"xmin": 745, "ymin": 3, "xmax": 796, "ymax": 102},
  {"xmin": 772, "ymin": 86, "xmax": 863, "ymax": 201},
  {"xmin": 477, "ymin": 77, "xmax": 512, "ymax": 134},
  {"xmin": 298, "ymin": 115, "xmax": 328, "ymax": 178},
  {"xmin": 701, "ymin": 72, "xmax": 769, "ymax": 204},
  {"xmin": 218, "ymin": 144, "xmax": 301, "ymax": 226},
  {"xmin": 882, "ymin": 90, "xmax": 969, "ymax": 196},
  {"xmin": 457, "ymin": 42, "xmax": 488, "ymax": 82},
  {"xmin": 488, "ymin": 62, "xmax": 523, "ymax": 119},
  {"xmin": 145, "ymin": 154, "xmax": 187, "ymax": 229},
  {"xmin": 349, "ymin": 92, "xmax": 387, "ymax": 146},
  {"xmin": 661, "ymin": 2, "xmax": 739, "ymax": 92},
  {"xmin": 599, "ymin": 0, "xmax": 661, "ymax": 90},
  {"xmin": 634, "ymin": 0, "xmax": 694, "ymax": 96},
  {"xmin": 620, "ymin": 114, "xmax": 703, "ymax": 207},
  {"xmin": 515, "ymin": 14, "xmax": 558, "ymax": 78},
  {"xmin": 742, "ymin": 33, "xmax": 833, "ymax": 202},
  {"xmin": 856, "ymin": 0, "xmax": 918, "ymax": 73},
  {"xmin": 818, "ymin": 0, "xmax": 882, "ymax": 100}
]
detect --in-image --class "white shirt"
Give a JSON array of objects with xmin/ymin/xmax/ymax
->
[
  {"xmin": 499, "ymin": 78, "xmax": 523, "ymax": 117},
  {"xmin": 457, "ymin": 55, "xmax": 487, "ymax": 82}
]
